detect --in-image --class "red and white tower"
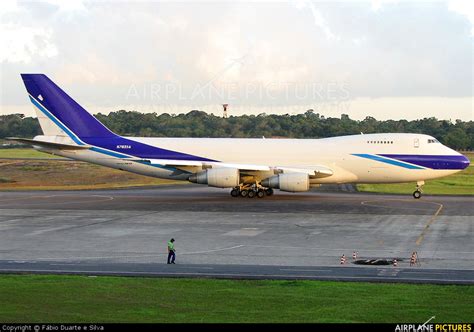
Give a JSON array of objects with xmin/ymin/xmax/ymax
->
[{"xmin": 222, "ymin": 104, "xmax": 229, "ymax": 118}]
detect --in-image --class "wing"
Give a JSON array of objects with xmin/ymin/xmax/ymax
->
[
  {"xmin": 135, "ymin": 158, "xmax": 333, "ymax": 179},
  {"xmin": 6, "ymin": 140, "xmax": 334, "ymax": 179}
]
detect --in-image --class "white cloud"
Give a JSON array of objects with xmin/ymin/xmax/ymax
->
[
  {"xmin": 0, "ymin": 0, "xmax": 20, "ymax": 14},
  {"xmin": 195, "ymin": 26, "xmax": 246, "ymax": 81},
  {"xmin": 47, "ymin": 0, "xmax": 86, "ymax": 12},
  {"xmin": 448, "ymin": 0, "xmax": 474, "ymax": 35},
  {"xmin": 370, "ymin": 0, "xmax": 400, "ymax": 12},
  {"xmin": 294, "ymin": 0, "xmax": 338, "ymax": 40},
  {"xmin": 0, "ymin": 1, "xmax": 472, "ymax": 120},
  {"xmin": 0, "ymin": 23, "xmax": 58, "ymax": 63}
]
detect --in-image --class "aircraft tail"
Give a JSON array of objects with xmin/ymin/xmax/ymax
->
[{"xmin": 21, "ymin": 74, "xmax": 117, "ymax": 144}]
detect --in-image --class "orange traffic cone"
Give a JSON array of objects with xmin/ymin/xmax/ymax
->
[
  {"xmin": 340, "ymin": 254, "xmax": 346, "ymax": 264},
  {"xmin": 393, "ymin": 259, "xmax": 398, "ymax": 267}
]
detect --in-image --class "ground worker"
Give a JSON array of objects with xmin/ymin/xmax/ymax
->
[
  {"xmin": 410, "ymin": 251, "xmax": 417, "ymax": 266},
  {"xmin": 167, "ymin": 238, "xmax": 176, "ymax": 264}
]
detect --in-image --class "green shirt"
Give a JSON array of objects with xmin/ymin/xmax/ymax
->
[{"xmin": 168, "ymin": 241, "xmax": 174, "ymax": 251}]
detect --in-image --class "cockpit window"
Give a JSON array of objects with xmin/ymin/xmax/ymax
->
[{"xmin": 428, "ymin": 139, "xmax": 439, "ymax": 143}]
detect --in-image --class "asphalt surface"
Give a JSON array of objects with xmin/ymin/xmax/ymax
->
[
  {"xmin": 0, "ymin": 185, "xmax": 472, "ymax": 284},
  {"xmin": 1, "ymin": 261, "xmax": 473, "ymax": 284}
]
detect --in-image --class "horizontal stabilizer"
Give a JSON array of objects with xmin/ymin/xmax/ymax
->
[{"xmin": 6, "ymin": 137, "xmax": 91, "ymax": 150}]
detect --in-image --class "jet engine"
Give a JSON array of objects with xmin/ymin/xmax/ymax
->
[
  {"xmin": 188, "ymin": 168, "xmax": 240, "ymax": 188},
  {"xmin": 261, "ymin": 173, "xmax": 310, "ymax": 192}
]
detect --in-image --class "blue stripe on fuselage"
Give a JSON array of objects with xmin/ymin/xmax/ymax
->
[
  {"xmin": 379, "ymin": 154, "xmax": 470, "ymax": 170},
  {"xmin": 352, "ymin": 154, "xmax": 425, "ymax": 169},
  {"xmin": 353, "ymin": 154, "xmax": 469, "ymax": 170},
  {"xmin": 89, "ymin": 146, "xmax": 129, "ymax": 159},
  {"xmin": 83, "ymin": 137, "xmax": 216, "ymax": 161},
  {"xmin": 90, "ymin": 147, "xmax": 181, "ymax": 172}
]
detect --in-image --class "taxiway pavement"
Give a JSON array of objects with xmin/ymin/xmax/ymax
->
[{"xmin": 0, "ymin": 185, "xmax": 472, "ymax": 284}]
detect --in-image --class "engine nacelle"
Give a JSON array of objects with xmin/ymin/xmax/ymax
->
[
  {"xmin": 188, "ymin": 168, "xmax": 240, "ymax": 188},
  {"xmin": 261, "ymin": 173, "xmax": 310, "ymax": 192}
]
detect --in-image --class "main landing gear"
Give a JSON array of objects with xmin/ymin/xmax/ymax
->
[
  {"xmin": 413, "ymin": 180, "xmax": 424, "ymax": 199},
  {"xmin": 230, "ymin": 184, "xmax": 274, "ymax": 198}
]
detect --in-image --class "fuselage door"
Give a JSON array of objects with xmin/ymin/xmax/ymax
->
[{"xmin": 414, "ymin": 138, "xmax": 419, "ymax": 148}]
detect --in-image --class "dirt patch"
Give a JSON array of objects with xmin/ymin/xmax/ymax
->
[{"xmin": 0, "ymin": 159, "xmax": 179, "ymax": 190}]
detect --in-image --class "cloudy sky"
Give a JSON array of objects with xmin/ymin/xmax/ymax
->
[{"xmin": 0, "ymin": 0, "xmax": 473, "ymax": 120}]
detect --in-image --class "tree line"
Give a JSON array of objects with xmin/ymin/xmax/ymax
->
[{"xmin": 1, "ymin": 110, "xmax": 472, "ymax": 150}]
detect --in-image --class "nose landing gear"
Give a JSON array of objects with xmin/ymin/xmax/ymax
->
[{"xmin": 413, "ymin": 181, "xmax": 424, "ymax": 199}]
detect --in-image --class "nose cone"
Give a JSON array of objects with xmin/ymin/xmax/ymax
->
[
  {"xmin": 459, "ymin": 154, "xmax": 470, "ymax": 170},
  {"xmin": 434, "ymin": 152, "xmax": 470, "ymax": 170}
]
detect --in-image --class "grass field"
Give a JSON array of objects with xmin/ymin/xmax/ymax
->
[
  {"xmin": 0, "ymin": 275, "xmax": 472, "ymax": 323},
  {"xmin": 0, "ymin": 149, "xmax": 180, "ymax": 190},
  {"xmin": 0, "ymin": 148, "xmax": 59, "ymax": 159},
  {"xmin": 357, "ymin": 152, "xmax": 473, "ymax": 195}
]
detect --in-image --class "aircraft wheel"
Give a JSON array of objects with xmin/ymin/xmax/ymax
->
[
  {"xmin": 230, "ymin": 188, "xmax": 240, "ymax": 197},
  {"xmin": 257, "ymin": 190, "xmax": 265, "ymax": 198},
  {"xmin": 265, "ymin": 188, "xmax": 274, "ymax": 196},
  {"xmin": 248, "ymin": 190, "xmax": 256, "ymax": 198},
  {"xmin": 413, "ymin": 190, "xmax": 422, "ymax": 199},
  {"xmin": 240, "ymin": 189, "xmax": 249, "ymax": 197}
]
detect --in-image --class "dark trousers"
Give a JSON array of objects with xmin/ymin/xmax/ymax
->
[{"xmin": 167, "ymin": 250, "xmax": 175, "ymax": 264}]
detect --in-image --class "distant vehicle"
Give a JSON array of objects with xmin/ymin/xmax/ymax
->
[{"xmin": 9, "ymin": 74, "xmax": 469, "ymax": 199}]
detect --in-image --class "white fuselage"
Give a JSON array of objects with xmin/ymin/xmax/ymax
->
[
  {"xmin": 20, "ymin": 74, "xmax": 469, "ymax": 192},
  {"xmin": 39, "ymin": 132, "xmax": 466, "ymax": 185}
]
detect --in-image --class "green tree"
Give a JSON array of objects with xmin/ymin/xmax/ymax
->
[{"xmin": 443, "ymin": 127, "xmax": 470, "ymax": 150}]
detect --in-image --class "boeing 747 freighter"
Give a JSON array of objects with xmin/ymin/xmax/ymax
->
[{"xmin": 9, "ymin": 74, "xmax": 469, "ymax": 199}]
